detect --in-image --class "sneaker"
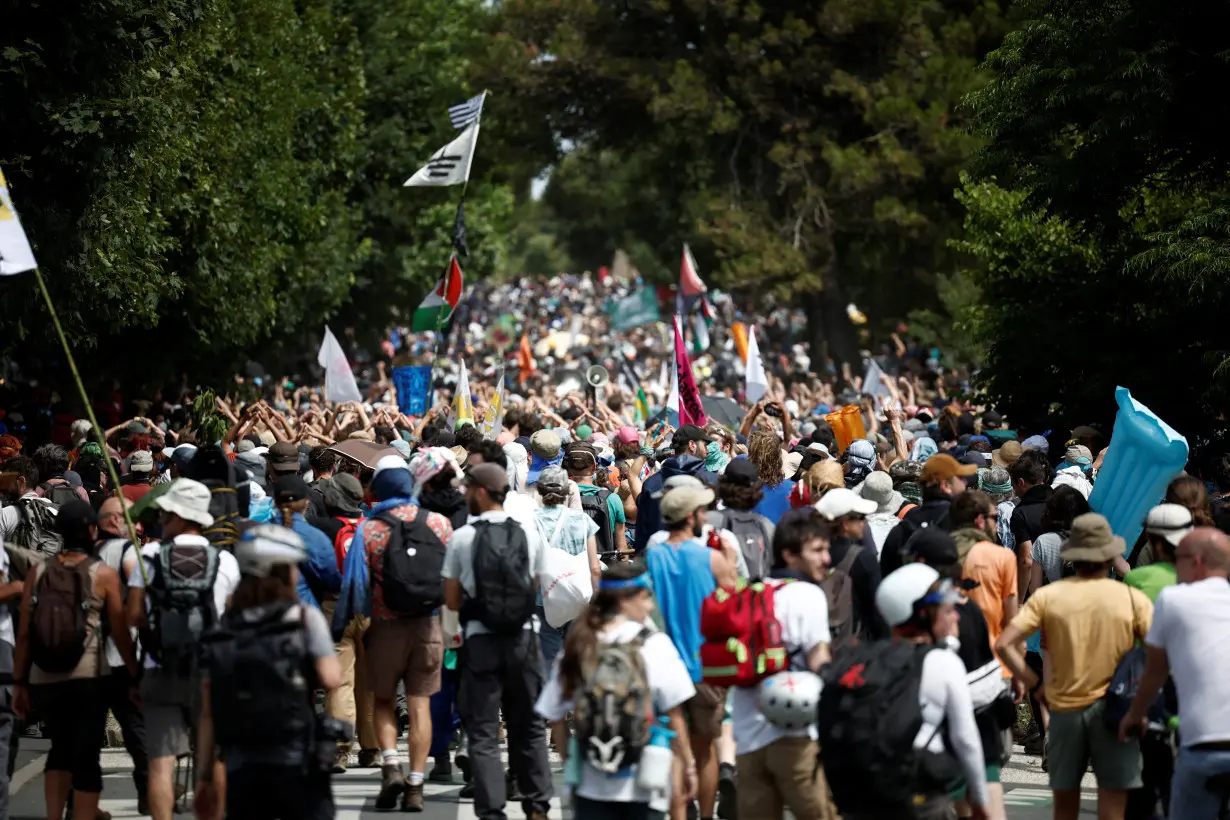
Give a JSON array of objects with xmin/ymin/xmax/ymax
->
[
  {"xmin": 459, "ymin": 781, "xmax": 476, "ymax": 799},
  {"xmin": 401, "ymin": 783, "xmax": 425, "ymax": 813},
  {"xmin": 332, "ymin": 749, "xmax": 350, "ymax": 775},
  {"xmin": 429, "ymin": 758, "xmax": 453, "ymax": 783},
  {"xmin": 1023, "ymin": 732, "xmax": 1044, "ymax": 756},
  {"xmin": 376, "ymin": 763, "xmax": 407, "ymax": 811},
  {"xmin": 717, "ymin": 762, "xmax": 738, "ymax": 820},
  {"xmin": 358, "ymin": 748, "xmax": 382, "ymax": 768},
  {"xmin": 456, "ymin": 746, "xmax": 471, "ymax": 783}
]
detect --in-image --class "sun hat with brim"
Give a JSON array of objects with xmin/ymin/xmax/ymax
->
[
  {"xmin": 661, "ymin": 485, "xmax": 716, "ymax": 525},
  {"xmin": 1060, "ymin": 513, "xmax": 1125, "ymax": 562},
  {"xmin": 154, "ymin": 478, "xmax": 215, "ymax": 528},
  {"xmin": 991, "ymin": 440, "xmax": 1023, "ymax": 470},
  {"xmin": 815, "ymin": 487, "xmax": 877, "ymax": 520},
  {"xmin": 129, "ymin": 450, "xmax": 154, "ymax": 473},
  {"xmin": 1144, "ymin": 503, "xmax": 1194, "ymax": 548},
  {"xmin": 860, "ymin": 471, "xmax": 896, "ymax": 513}
]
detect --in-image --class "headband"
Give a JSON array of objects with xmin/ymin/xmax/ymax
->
[{"xmin": 599, "ymin": 574, "xmax": 651, "ymax": 591}]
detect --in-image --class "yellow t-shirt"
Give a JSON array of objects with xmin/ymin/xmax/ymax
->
[{"xmin": 1010, "ymin": 577, "xmax": 1153, "ymax": 712}]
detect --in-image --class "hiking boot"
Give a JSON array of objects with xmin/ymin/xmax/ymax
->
[
  {"xmin": 376, "ymin": 764, "xmax": 407, "ymax": 811},
  {"xmin": 1023, "ymin": 732, "xmax": 1044, "ymax": 756},
  {"xmin": 428, "ymin": 758, "xmax": 453, "ymax": 783},
  {"xmin": 401, "ymin": 783, "xmax": 425, "ymax": 813},
  {"xmin": 358, "ymin": 748, "xmax": 382, "ymax": 768},
  {"xmin": 717, "ymin": 762, "xmax": 738, "ymax": 820},
  {"xmin": 332, "ymin": 748, "xmax": 350, "ymax": 774}
]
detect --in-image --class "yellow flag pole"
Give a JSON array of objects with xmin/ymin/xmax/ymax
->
[{"xmin": 32, "ymin": 267, "xmax": 149, "ymax": 586}]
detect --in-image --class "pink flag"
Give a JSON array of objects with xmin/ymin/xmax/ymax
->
[{"xmin": 673, "ymin": 315, "xmax": 708, "ymax": 427}]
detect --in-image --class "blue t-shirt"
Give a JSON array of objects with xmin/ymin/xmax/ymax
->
[
  {"xmin": 645, "ymin": 538, "xmax": 716, "ymax": 682},
  {"xmin": 753, "ymin": 480, "xmax": 796, "ymax": 525}
]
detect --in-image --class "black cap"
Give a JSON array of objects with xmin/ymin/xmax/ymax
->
[
  {"xmin": 982, "ymin": 409, "xmax": 1003, "ymax": 429},
  {"xmin": 721, "ymin": 458, "xmax": 760, "ymax": 486},
  {"xmin": 268, "ymin": 441, "xmax": 300, "ymax": 474},
  {"xmin": 906, "ymin": 527, "xmax": 959, "ymax": 568},
  {"xmin": 56, "ymin": 499, "xmax": 98, "ymax": 540},
  {"xmin": 672, "ymin": 424, "xmax": 713, "ymax": 450},
  {"xmin": 273, "ymin": 474, "xmax": 309, "ymax": 504}
]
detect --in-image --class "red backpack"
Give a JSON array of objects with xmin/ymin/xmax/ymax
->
[
  {"xmin": 699, "ymin": 579, "xmax": 789, "ymax": 688},
  {"xmin": 333, "ymin": 517, "xmax": 358, "ymax": 572}
]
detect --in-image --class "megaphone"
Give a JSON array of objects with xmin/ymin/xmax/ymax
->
[{"xmin": 586, "ymin": 365, "xmax": 610, "ymax": 388}]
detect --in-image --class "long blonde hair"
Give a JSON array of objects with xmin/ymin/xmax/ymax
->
[{"xmin": 747, "ymin": 431, "xmax": 785, "ymax": 488}]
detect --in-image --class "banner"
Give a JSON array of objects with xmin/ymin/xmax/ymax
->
[
  {"xmin": 673, "ymin": 315, "xmax": 707, "ymax": 427},
  {"xmin": 745, "ymin": 324, "xmax": 768, "ymax": 403},
  {"xmin": 608, "ymin": 289, "xmax": 661, "ymax": 332},
  {"xmin": 452, "ymin": 360, "xmax": 474, "ymax": 426},
  {"xmin": 317, "ymin": 326, "xmax": 363, "ymax": 405},
  {"xmin": 392, "ymin": 365, "xmax": 433, "ymax": 416}
]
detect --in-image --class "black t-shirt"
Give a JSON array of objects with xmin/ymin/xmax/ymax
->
[{"xmin": 955, "ymin": 599, "xmax": 1005, "ymax": 764}]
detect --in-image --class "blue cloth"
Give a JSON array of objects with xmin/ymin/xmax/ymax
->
[
  {"xmin": 645, "ymin": 538, "xmax": 717, "ymax": 682},
  {"xmin": 289, "ymin": 512, "xmax": 342, "ymax": 609},
  {"xmin": 429, "ymin": 667, "xmax": 461, "ymax": 758},
  {"xmin": 753, "ymin": 480, "xmax": 796, "ymax": 525},
  {"xmin": 1171, "ymin": 745, "xmax": 1230, "ymax": 818},
  {"xmin": 329, "ymin": 495, "xmax": 413, "ymax": 640},
  {"xmin": 632, "ymin": 455, "xmax": 717, "ymax": 553},
  {"xmin": 526, "ymin": 453, "xmax": 563, "ymax": 486}
]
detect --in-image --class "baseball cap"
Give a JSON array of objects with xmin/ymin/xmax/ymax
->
[
  {"xmin": 1144, "ymin": 503, "xmax": 1194, "ymax": 547},
  {"xmin": 671, "ymin": 424, "xmax": 713, "ymax": 449},
  {"xmin": 536, "ymin": 465, "xmax": 570, "ymax": 496},
  {"xmin": 268, "ymin": 441, "xmax": 300, "ymax": 474},
  {"xmin": 920, "ymin": 453, "xmax": 978, "ymax": 484},
  {"xmin": 907, "ymin": 527, "xmax": 960, "ymax": 567},
  {"xmin": 273, "ymin": 474, "xmax": 309, "ymax": 504},
  {"xmin": 814, "ymin": 488, "xmax": 877, "ymax": 520},
  {"xmin": 661, "ymin": 485, "xmax": 716, "ymax": 525},
  {"xmin": 721, "ymin": 458, "xmax": 760, "ymax": 486},
  {"xmin": 530, "ymin": 429, "xmax": 562, "ymax": 461},
  {"xmin": 651, "ymin": 474, "xmax": 706, "ymax": 500},
  {"xmin": 466, "ymin": 462, "xmax": 509, "ymax": 494},
  {"xmin": 614, "ymin": 427, "xmax": 640, "ymax": 445},
  {"xmin": 128, "ymin": 450, "xmax": 154, "ymax": 473}
]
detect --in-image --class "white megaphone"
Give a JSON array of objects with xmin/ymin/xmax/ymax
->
[{"xmin": 586, "ymin": 365, "xmax": 610, "ymax": 388}]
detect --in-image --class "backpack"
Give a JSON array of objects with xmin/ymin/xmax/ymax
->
[
  {"xmin": 719, "ymin": 510, "xmax": 771, "ymax": 580},
  {"xmin": 379, "ymin": 508, "xmax": 447, "ymax": 617},
  {"xmin": 580, "ymin": 488, "xmax": 616, "ymax": 556},
  {"xmin": 574, "ymin": 628, "xmax": 655, "ymax": 774},
  {"xmin": 896, "ymin": 503, "xmax": 918, "ymax": 521},
  {"xmin": 144, "ymin": 541, "xmax": 220, "ymax": 675},
  {"xmin": 817, "ymin": 641, "xmax": 960, "ymax": 814},
  {"xmin": 200, "ymin": 600, "xmax": 317, "ymax": 756},
  {"xmin": 11, "ymin": 497, "xmax": 63, "ymax": 556},
  {"xmin": 1102, "ymin": 585, "xmax": 1171, "ymax": 731},
  {"xmin": 332, "ymin": 517, "xmax": 359, "ymax": 573},
  {"xmin": 29, "ymin": 557, "xmax": 97, "ymax": 674},
  {"xmin": 819, "ymin": 546, "xmax": 862, "ymax": 651},
  {"xmin": 462, "ymin": 518, "xmax": 536, "ymax": 634},
  {"xmin": 699, "ymin": 579, "xmax": 789, "ymax": 687},
  {"xmin": 38, "ymin": 480, "xmax": 79, "ymax": 508}
]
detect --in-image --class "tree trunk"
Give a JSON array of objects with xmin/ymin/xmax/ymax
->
[{"xmin": 807, "ymin": 261, "xmax": 859, "ymax": 379}]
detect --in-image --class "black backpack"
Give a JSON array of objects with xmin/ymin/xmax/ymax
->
[
  {"xmin": 580, "ymin": 488, "xmax": 616, "ymax": 555},
  {"xmin": 200, "ymin": 600, "xmax": 317, "ymax": 757},
  {"xmin": 379, "ymin": 508, "xmax": 447, "ymax": 617},
  {"xmin": 816, "ymin": 641, "xmax": 960, "ymax": 814},
  {"xmin": 38, "ymin": 480, "xmax": 79, "ymax": 508},
  {"xmin": 144, "ymin": 541, "xmax": 220, "ymax": 675},
  {"xmin": 30, "ymin": 557, "xmax": 97, "ymax": 674},
  {"xmin": 462, "ymin": 519, "xmax": 536, "ymax": 634},
  {"xmin": 718, "ymin": 510, "xmax": 771, "ymax": 580}
]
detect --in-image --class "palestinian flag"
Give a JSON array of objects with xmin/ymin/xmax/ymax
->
[{"xmin": 412, "ymin": 255, "xmax": 464, "ymax": 332}]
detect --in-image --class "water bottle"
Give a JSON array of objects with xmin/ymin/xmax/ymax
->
[
  {"xmin": 565, "ymin": 734, "xmax": 583, "ymax": 787},
  {"xmin": 635, "ymin": 717, "xmax": 675, "ymax": 793}
]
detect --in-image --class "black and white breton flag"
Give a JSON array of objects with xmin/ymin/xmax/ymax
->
[
  {"xmin": 448, "ymin": 92, "xmax": 486, "ymax": 130},
  {"xmin": 403, "ymin": 120, "xmax": 480, "ymax": 188}
]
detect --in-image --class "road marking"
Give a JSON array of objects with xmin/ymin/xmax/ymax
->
[
  {"xmin": 10, "ymin": 752, "xmax": 48, "ymax": 796},
  {"xmin": 1003, "ymin": 787, "xmax": 1097, "ymax": 807}
]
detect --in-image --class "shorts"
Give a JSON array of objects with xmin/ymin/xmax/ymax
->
[
  {"xmin": 364, "ymin": 616, "xmax": 444, "ymax": 700},
  {"xmin": 1048, "ymin": 699, "xmax": 1142, "ymax": 791},
  {"xmin": 32, "ymin": 678, "xmax": 107, "ymax": 793},
  {"xmin": 685, "ymin": 682, "xmax": 727, "ymax": 740},
  {"xmin": 140, "ymin": 667, "xmax": 196, "ymax": 759}
]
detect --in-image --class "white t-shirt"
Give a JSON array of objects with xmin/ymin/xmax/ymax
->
[
  {"xmin": 127, "ymin": 534, "xmax": 241, "ymax": 670},
  {"xmin": 731, "ymin": 581, "xmax": 830, "ymax": 755},
  {"xmin": 918, "ymin": 648, "xmax": 988, "ymax": 807},
  {"xmin": 535, "ymin": 617, "xmax": 695, "ymax": 809},
  {"xmin": 1145, "ymin": 577, "xmax": 1230, "ymax": 746},
  {"xmin": 443, "ymin": 510, "xmax": 545, "ymax": 638}
]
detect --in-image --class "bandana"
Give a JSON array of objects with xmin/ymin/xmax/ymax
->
[{"xmin": 599, "ymin": 574, "xmax": 652, "ymax": 591}]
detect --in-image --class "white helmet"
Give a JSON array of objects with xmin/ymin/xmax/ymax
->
[
  {"xmin": 235, "ymin": 524, "xmax": 306, "ymax": 578},
  {"xmin": 757, "ymin": 670, "xmax": 823, "ymax": 730},
  {"xmin": 876, "ymin": 563, "xmax": 960, "ymax": 627}
]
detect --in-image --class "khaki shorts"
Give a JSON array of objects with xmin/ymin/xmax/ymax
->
[
  {"xmin": 737, "ymin": 737, "xmax": 839, "ymax": 820},
  {"xmin": 364, "ymin": 616, "xmax": 443, "ymax": 700},
  {"xmin": 685, "ymin": 682, "xmax": 727, "ymax": 740},
  {"xmin": 1047, "ymin": 699, "xmax": 1142, "ymax": 791}
]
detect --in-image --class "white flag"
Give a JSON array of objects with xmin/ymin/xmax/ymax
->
[
  {"xmin": 863, "ymin": 358, "xmax": 892, "ymax": 401},
  {"xmin": 317, "ymin": 326, "xmax": 363, "ymax": 405},
  {"xmin": 745, "ymin": 325, "xmax": 768, "ymax": 403},
  {"xmin": 449, "ymin": 92, "xmax": 486, "ymax": 130},
  {"xmin": 403, "ymin": 121, "xmax": 480, "ymax": 188},
  {"xmin": 0, "ymin": 170, "xmax": 38, "ymax": 276}
]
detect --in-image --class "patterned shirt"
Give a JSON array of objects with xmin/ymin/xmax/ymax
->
[{"xmin": 362, "ymin": 503, "xmax": 454, "ymax": 621}]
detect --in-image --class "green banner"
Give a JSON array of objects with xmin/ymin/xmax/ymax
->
[{"xmin": 607, "ymin": 289, "xmax": 660, "ymax": 331}]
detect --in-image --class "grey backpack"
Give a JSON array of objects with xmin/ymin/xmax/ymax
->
[
  {"xmin": 12, "ymin": 497, "xmax": 63, "ymax": 557},
  {"xmin": 574, "ymin": 628, "xmax": 655, "ymax": 774},
  {"xmin": 719, "ymin": 509, "xmax": 772, "ymax": 579}
]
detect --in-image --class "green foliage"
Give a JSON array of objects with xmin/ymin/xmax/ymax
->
[{"xmin": 963, "ymin": 0, "xmax": 1230, "ymax": 435}]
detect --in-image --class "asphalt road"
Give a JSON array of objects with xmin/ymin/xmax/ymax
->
[{"xmin": 7, "ymin": 743, "xmax": 1097, "ymax": 819}]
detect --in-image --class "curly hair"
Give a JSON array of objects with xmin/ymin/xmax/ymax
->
[
  {"xmin": 717, "ymin": 479, "xmax": 764, "ymax": 511},
  {"xmin": 747, "ymin": 431, "xmax": 784, "ymax": 487}
]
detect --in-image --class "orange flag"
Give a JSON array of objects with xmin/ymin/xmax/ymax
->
[
  {"xmin": 732, "ymin": 321, "xmax": 749, "ymax": 363},
  {"xmin": 517, "ymin": 333, "xmax": 536, "ymax": 386}
]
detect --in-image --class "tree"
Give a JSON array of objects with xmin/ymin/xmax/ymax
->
[
  {"xmin": 486, "ymin": 0, "xmax": 1008, "ymax": 369},
  {"xmin": 963, "ymin": 0, "xmax": 1230, "ymax": 435}
]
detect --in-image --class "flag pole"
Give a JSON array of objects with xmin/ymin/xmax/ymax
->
[{"xmin": 32, "ymin": 267, "xmax": 149, "ymax": 586}]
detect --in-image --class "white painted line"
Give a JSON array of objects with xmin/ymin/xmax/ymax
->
[{"xmin": 10, "ymin": 752, "xmax": 48, "ymax": 796}]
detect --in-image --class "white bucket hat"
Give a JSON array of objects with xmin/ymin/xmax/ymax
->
[{"xmin": 154, "ymin": 478, "xmax": 215, "ymax": 528}]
